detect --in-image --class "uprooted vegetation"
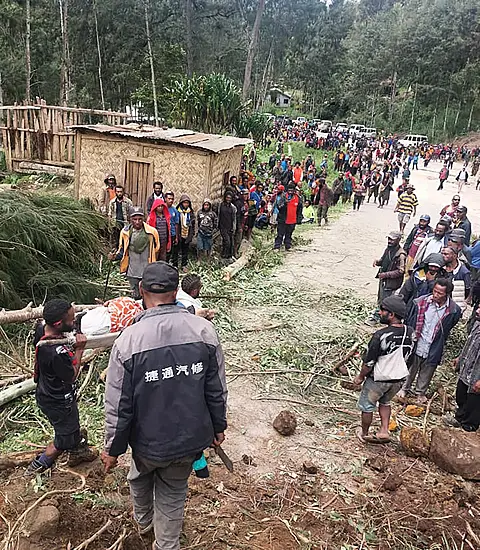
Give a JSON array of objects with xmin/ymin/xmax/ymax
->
[{"xmin": 0, "ymin": 221, "xmax": 479, "ymax": 550}]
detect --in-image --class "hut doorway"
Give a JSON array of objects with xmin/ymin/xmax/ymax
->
[{"xmin": 124, "ymin": 158, "xmax": 153, "ymax": 209}]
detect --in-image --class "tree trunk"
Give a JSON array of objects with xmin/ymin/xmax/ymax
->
[
  {"xmin": 431, "ymin": 97, "xmax": 438, "ymax": 141},
  {"xmin": 0, "ymin": 70, "xmax": 4, "ymax": 125},
  {"xmin": 0, "ymin": 379, "xmax": 36, "ymax": 408},
  {"xmin": 25, "ymin": 0, "xmax": 31, "ymax": 103},
  {"xmin": 184, "ymin": 0, "xmax": 193, "ymax": 77},
  {"xmin": 93, "ymin": 0, "xmax": 105, "ymax": 110},
  {"xmin": 389, "ymin": 70, "xmax": 397, "ymax": 122},
  {"xmin": 443, "ymin": 90, "xmax": 450, "ymax": 133},
  {"xmin": 242, "ymin": 0, "xmax": 266, "ymax": 101},
  {"xmin": 467, "ymin": 96, "xmax": 476, "ymax": 132},
  {"xmin": 409, "ymin": 82, "xmax": 417, "ymax": 132},
  {"xmin": 59, "ymin": 0, "xmax": 71, "ymax": 104},
  {"xmin": 0, "ymin": 303, "xmax": 101, "ymax": 325},
  {"xmin": 143, "ymin": 0, "xmax": 159, "ymax": 125},
  {"xmin": 256, "ymin": 41, "xmax": 273, "ymax": 110}
]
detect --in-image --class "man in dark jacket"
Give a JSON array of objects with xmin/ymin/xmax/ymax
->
[
  {"xmin": 454, "ymin": 206, "xmax": 472, "ymax": 246},
  {"xmin": 273, "ymin": 183, "xmax": 303, "ymax": 251},
  {"xmin": 399, "ymin": 253, "xmax": 445, "ymax": 313},
  {"xmin": 444, "ymin": 305, "xmax": 480, "ymax": 432},
  {"xmin": 218, "ymin": 191, "xmax": 237, "ymax": 261},
  {"xmin": 400, "ymin": 278, "xmax": 462, "ymax": 403},
  {"xmin": 365, "ymin": 231, "xmax": 406, "ymax": 326},
  {"xmin": 102, "ymin": 261, "xmax": 227, "ymax": 550}
]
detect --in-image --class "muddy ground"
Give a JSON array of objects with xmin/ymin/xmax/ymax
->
[{"xmin": 1, "ymin": 158, "xmax": 480, "ymax": 549}]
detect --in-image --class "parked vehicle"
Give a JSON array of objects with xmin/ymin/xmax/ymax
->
[
  {"xmin": 335, "ymin": 122, "xmax": 348, "ymax": 132},
  {"xmin": 319, "ymin": 120, "xmax": 333, "ymax": 131},
  {"xmin": 349, "ymin": 124, "xmax": 366, "ymax": 135},
  {"xmin": 294, "ymin": 116, "xmax": 307, "ymax": 125},
  {"xmin": 398, "ymin": 134, "xmax": 428, "ymax": 147},
  {"xmin": 362, "ymin": 127, "xmax": 377, "ymax": 138}
]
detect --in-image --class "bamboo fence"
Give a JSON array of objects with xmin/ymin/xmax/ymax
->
[{"xmin": 0, "ymin": 98, "xmax": 128, "ymax": 171}]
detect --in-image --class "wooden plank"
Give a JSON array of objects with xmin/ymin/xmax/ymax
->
[
  {"xmin": 19, "ymin": 109, "xmax": 25, "ymax": 159},
  {"xmin": 11, "ymin": 157, "xmax": 74, "ymax": 168},
  {"xmin": 25, "ymin": 108, "xmax": 32, "ymax": 159},
  {"xmin": 5, "ymin": 109, "xmax": 12, "ymax": 171},
  {"xmin": 17, "ymin": 161, "xmax": 74, "ymax": 177},
  {"xmin": 74, "ymin": 132, "xmax": 82, "ymax": 199},
  {"xmin": 52, "ymin": 109, "xmax": 60, "ymax": 161}
]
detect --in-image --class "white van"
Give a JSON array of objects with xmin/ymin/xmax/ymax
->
[
  {"xmin": 398, "ymin": 134, "xmax": 428, "ymax": 147},
  {"xmin": 363, "ymin": 127, "xmax": 377, "ymax": 138},
  {"xmin": 294, "ymin": 116, "xmax": 306, "ymax": 125},
  {"xmin": 319, "ymin": 120, "xmax": 333, "ymax": 131},
  {"xmin": 335, "ymin": 122, "xmax": 348, "ymax": 132},
  {"xmin": 349, "ymin": 124, "xmax": 366, "ymax": 135}
]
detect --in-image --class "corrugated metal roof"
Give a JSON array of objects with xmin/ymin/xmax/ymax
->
[{"xmin": 71, "ymin": 124, "xmax": 252, "ymax": 153}]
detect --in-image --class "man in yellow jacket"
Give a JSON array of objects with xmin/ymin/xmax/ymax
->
[{"xmin": 109, "ymin": 207, "xmax": 159, "ymax": 299}]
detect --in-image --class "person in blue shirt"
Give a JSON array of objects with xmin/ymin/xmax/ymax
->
[
  {"xmin": 165, "ymin": 192, "xmax": 180, "ymax": 265},
  {"xmin": 412, "ymin": 153, "xmax": 419, "ymax": 170}
]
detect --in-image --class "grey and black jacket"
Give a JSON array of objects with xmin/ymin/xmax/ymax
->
[{"xmin": 104, "ymin": 304, "xmax": 227, "ymax": 461}]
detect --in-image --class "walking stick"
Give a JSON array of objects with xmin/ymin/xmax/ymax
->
[{"xmin": 102, "ymin": 257, "xmax": 113, "ymax": 302}]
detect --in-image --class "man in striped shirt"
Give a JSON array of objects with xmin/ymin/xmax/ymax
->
[{"xmin": 394, "ymin": 184, "xmax": 418, "ymax": 233}]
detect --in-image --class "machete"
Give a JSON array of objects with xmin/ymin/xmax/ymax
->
[{"xmin": 215, "ymin": 446, "xmax": 234, "ymax": 473}]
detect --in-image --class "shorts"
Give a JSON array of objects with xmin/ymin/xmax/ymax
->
[
  {"xmin": 357, "ymin": 376, "xmax": 403, "ymax": 413},
  {"xmin": 397, "ymin": 212, "xmax": 411, "ymax": 224},
  {"xmin": 38, "ymin": 399, "xmax": 81, "ymax": 451},
  {"xmin": 197, "ymin": 232, "xmax": 213, "ymax": 251}
]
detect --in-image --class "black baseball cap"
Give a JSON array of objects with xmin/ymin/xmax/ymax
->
[
  {"xmin": 141, "ymin": 261, "xmax": 179, "ymax": 293},
  {"xmin": 380, "ymin": 295, "xmax": 406, "ymax": 320}
]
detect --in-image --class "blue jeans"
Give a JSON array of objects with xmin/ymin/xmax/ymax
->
[{"xmin": 197, "ymin": 232, "xmax": 212, "ymax": 251}]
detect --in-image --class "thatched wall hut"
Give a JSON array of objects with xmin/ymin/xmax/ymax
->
[{"xmin": 73, "ymin": 124, "xmax": 252, "ymax": 209}]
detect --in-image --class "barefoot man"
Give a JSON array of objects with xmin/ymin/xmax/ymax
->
[{"xmin": 354, "ymin": 295, "xmax": 415, "ymax": 443}]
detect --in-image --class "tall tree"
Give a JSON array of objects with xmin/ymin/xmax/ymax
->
[
  {"xmin": 92, "ymin": 0, "xmax": 105, "ymax": 109},
  {"xmin": 25, "ymin": 0, "xmax": 31, "ymax": 102},
  {"xmin": 143, "ymin": 0, "xmax": 159, "ymax": 124},
  {"xmin": 242, "ymin": 0, "xmax": 266, "ymax": 101}
]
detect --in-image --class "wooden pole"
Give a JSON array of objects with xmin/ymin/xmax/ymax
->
[{"xmin": 0, "ymin": 304, "xmax": 101, "ymax": 325}]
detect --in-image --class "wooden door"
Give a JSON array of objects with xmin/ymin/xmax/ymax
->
[{"xmin": 124, "ymin": 158, "xmax": 153, "ymax": 210}]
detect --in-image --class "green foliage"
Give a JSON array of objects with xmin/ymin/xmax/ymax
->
[
  {"xmin": 0, "ymin": 191, "xmax": 107, "ymax": 308},
  {"xmin": 235, "ymin": 111, "xmax": 272, "ymax": 141},
  {"xmin": 0, "ymin": 0, "xmax": 478, "ymax": 137},
  {"xmin": 170, "ymin": 73, "xmax": 246, "ymax": 133}
]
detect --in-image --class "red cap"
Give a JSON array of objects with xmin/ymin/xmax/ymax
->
[{"xmin": 277, "ymin": 185, "xmax": 285, "ymax": 192}]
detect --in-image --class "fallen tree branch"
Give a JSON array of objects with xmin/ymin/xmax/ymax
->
[
  {"xmin": 332, "ymin": 342, "xmax": 361, "ymax": 374},
  {"xmin": 0, "ymin": 450, "xmax": 39, "ymax": 471},
  {"xmin": 254, "ymin": 395, "xmax": 357, "ymax": 417},
  {"xmin": 0, "ymin": 379, "xmax": 36, "ymax": 408},
  {"xmin": 37, "ymin": 332, "xmax": 120, "ymax": 349},
  {"xmin": 106, "ymin": 527, "xmax": 128, "ymax": 550},
  {"xmin": 423, "ymin": 392, "xmax": 437, "ymax": 435},
  {"xmin": 0, "ymin": 304, "xmax": 101, "ymax": 325},
  {"xmin": 72, "ymin": 519, "xmax": 112, "ymax": 550},
  {"xmin": 223, "ymin": 243, "xmax": 254, "ymax": 281},
  {"xmin": 0, "ymin": 375, "xmax": 27, "ymax": 389}
]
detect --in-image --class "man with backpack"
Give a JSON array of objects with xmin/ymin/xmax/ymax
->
[{"xmin": 354, "ymin": 295, "xmax": 414, "ymax": 444}]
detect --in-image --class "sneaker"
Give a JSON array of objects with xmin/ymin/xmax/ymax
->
[
  {"xmin": 24, "ymin": 457, "xmax": 51, "ymax": 477},
  {"xmin": 442, "ymin": 414, "xmax": 461, "ymax": 428}
]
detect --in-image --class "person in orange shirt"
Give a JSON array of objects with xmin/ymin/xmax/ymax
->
[
  {"xmin": 293, "ymin": 162, "xmax": 303, "ymax": 185},
  {"xmin": 273, "ymin": 183, "xmax": 303, "ymax": 251}
]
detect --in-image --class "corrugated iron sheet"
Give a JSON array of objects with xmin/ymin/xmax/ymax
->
[{"xmin": 70, "ymin": 124, "xmax": 252, "ymax": 153}]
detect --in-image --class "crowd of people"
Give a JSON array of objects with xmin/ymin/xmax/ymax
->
[{"xmin": 26, "ymin": 125, "xmax": 480, "ymax": 550}]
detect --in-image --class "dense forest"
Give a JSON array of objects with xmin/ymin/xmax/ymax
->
[{"xmin": 0, "ymin": 0, "xmax": 479, "ymax": 138}]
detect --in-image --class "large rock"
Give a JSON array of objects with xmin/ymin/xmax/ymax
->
[
  {"xmin": 24, "ymin": 505, "xmax": 60, "ymax": 539},
  {"xmin": 429, "ymin": 428, "xmax": 480, "ymax": 480},
  {"xmin": 273, "ymin": 410, "xmax": 297, "ymax": 436}
]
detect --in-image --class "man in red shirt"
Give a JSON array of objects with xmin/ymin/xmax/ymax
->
[{"xmin": 273, "ymin": 183, "xmax": 303, "ymax": 251}]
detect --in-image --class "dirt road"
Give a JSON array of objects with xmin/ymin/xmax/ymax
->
[
  {"xmin": 276, "ymin": 159, "xmax": 478, "ymax": 298},
  {"xmin": 225, "ymin": 158, "xmax": 478, "ymax": 475}
]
